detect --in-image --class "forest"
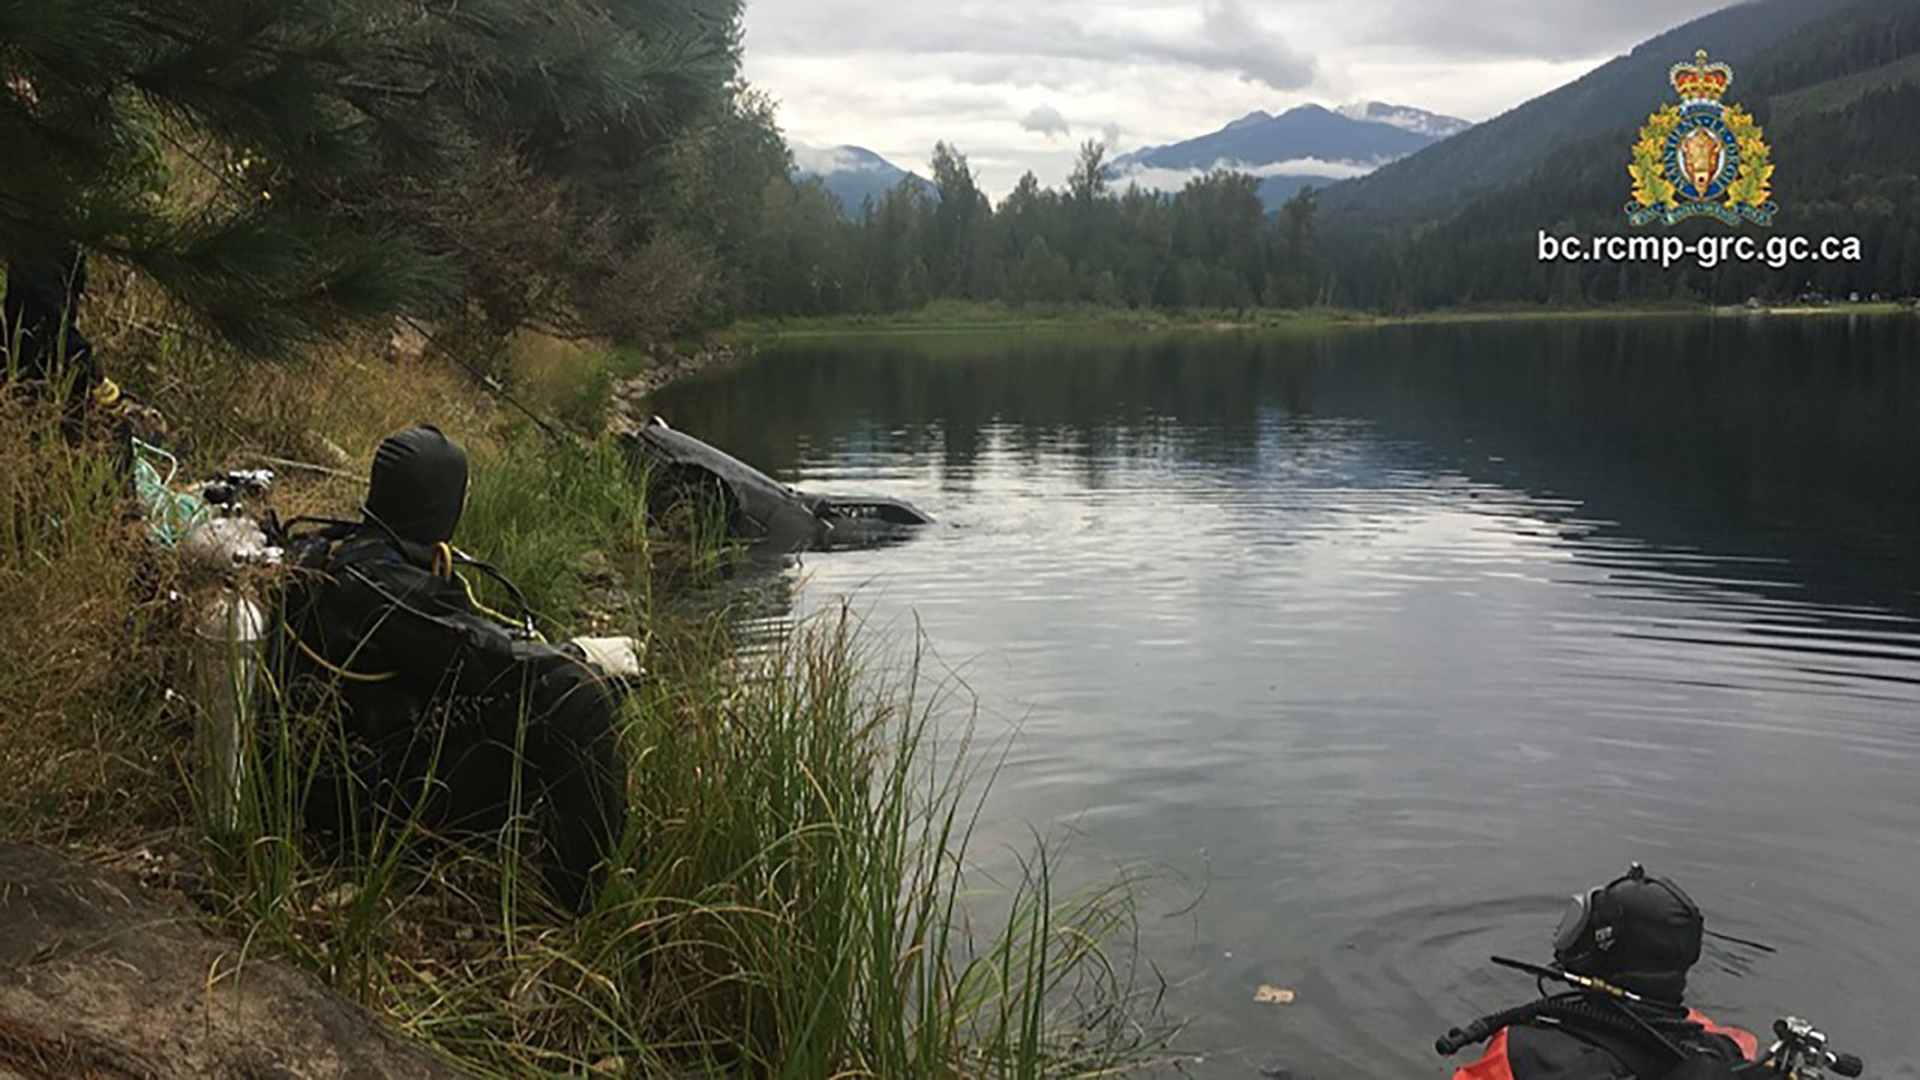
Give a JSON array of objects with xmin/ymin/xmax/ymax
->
[
  {"xmin": 746, "ymin": 141, "xmax": 1324, "ymax": 316},
  {"xmin": 742, "ymin": 0, "xmax": 1920, "ymax": 319},
  {"xmin": 12, "ymin": 0, "xmax": 1918, "ymax": 359}
]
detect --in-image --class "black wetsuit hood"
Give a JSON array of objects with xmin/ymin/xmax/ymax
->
[
  {"xmin": 363, "ymin": 425, "xmax": 468, "ymax": 545},
  {"xmin": 1556, "ymin": 868, "xmax": 1703, "ymax": 1002}
]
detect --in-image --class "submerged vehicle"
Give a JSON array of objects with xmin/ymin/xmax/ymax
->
[{"xmin": 621, "ymin": 416, "xmax": 932, "ymax": 552}]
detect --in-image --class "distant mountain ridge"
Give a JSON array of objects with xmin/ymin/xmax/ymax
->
[
  {"xmin": 1334, "ymin": 102, "xmax": 1474, "ymax": 139},
  {"xmin": 794, "ymin": 100, "xmax": 1473, "ymax": 216},
  {"xmin": 792, "ymin": 144, "xmax": 934, "ymax": 217},
  {"xmin": 1111, "ymin": 102, "xmax": 1471, "ymax": 209}
]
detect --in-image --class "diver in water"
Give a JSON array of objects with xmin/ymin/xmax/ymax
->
[
  {"xmin": 275, "ymin": 426, "xmax": 636, "ymax": 913},
  {"xmin": 1445, "ymin": 865, "xmax": 1758, "ymax": 1079}
]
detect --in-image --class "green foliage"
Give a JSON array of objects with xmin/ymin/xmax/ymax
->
[
  {"xmin": 741, "ymin": 145, "xmax": 1322, "ymax": 318},
  {"xmin": 748, "ymin": 176, "xmax": 852, "ymax": 315},
  {"xmin": 1271, "ymin": 186, "xmax": 1319, "ymax": 306},
  {"xmin": 3, "ymin": 372, "xmax": 1171, "ymax": 1073},
  {"xmin": 1, "ymin": 0, "xmax": 773, "ymax": 353},
  {"xmin": 1738, "ymin": 0, "xmax": 1920, "ymax": 98},
  {"xmin": 458, "ymin": 434, "xmax": 652, "ymax": 627}
]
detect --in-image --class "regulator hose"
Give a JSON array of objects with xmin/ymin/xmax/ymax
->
[
  {"xmin": 1436, "ymin": 992, "xmax": 1689, "ymax": 1060},
  {"xmin": 1436, "ymin": 995, "xmax": 1567, "ymax": 1055}
]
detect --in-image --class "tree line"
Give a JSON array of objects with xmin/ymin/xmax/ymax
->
[
  {"xmin": 744, "ymin": 0, "xmax": 1920, "ymax": 318},
  {"xmin": 10, "ymin": 0, "xmax": 1914, "ymax": 362},
  {"xmin": 742, "ymin": 141, "xmax": 1323, "ymax": 318},
  {"xmin": 5, "ymin": 0, "xmax": 1325, "ymax": 358},
  {"xmin": 741, "ymin": 83, "xmax": 1920, "ymax": 322}
]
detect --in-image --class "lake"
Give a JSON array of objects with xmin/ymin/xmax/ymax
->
[{"xmin": 649, "ymin": 316, "xmax": 1920, "ymax": 1077}]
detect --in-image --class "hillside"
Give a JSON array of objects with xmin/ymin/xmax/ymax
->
[
  {"xmin": 1770, "ymin": 49, "xmax": 1920, "ymax": 126},
  {"xmin": 1316, "ymin": 0, "xmax": 1861, "ymax": 230},
  {"xmin": 1332, "ymin": 0, "xmax": 1920, "ymax": 308}
]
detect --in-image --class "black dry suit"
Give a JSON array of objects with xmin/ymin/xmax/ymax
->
[
  {"xmin": 1450, "ymin": 868, "xmax": 1757, "ymax": 1080},
  {"xmin": 275, "ymin": 426, "xmax": 628, "ymax": 912},
  {"xmin": 3, "ymin": 245, "xmax": 100, "ymax": 396}
]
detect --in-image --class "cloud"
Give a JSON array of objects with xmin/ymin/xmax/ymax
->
[
  {"xmin": 1117, "ymin": 156, "xmax": 1384, "ymax": 194},
  {"xmin": 1357, "ymin": 0, "xmax": 1736, "ymax": 61},
  {"xmin": 1020, "ymin": 105, "xmax": 1072, "ymax": 139},
  {"xmin": 1174, "ymin": 0, "xmax": 1316, "ymax": 90},
  {"xmin": 749, "ymin": 0, "xmax": 1315, "ymax": 92},
  {"xmin": 744, "ymin": 0, "xmax": 1743, "ymax": 199},
  {"xmin": 1242, "ymin": 157, "xmax": 1383, "ymax": 180},
  {"xmin": 790, "ymin": 144, "xmax": 880, "ymax": 175}
]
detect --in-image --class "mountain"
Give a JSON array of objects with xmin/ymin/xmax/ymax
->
[
  {"xmin": 1334, "ymin": 0, "xmax": 1920, "ymax": 308},
  {"xmin": 792, "ymin": 145, "xmax": 935, "ymax": 218},
  {"xmin": 1334, "ymin": 102, "xmax": 1474, "ymax": 139},
  {"xmin": 1115, "ymin": 104, "xmax": 1441, "ymax": 171},
  {"xmin": 1111, "ymin": 102, "xmax": 1469, "ymax": 208},
  {"xmin": 1316, "ymin": 0, "xmax": 1863, "ymax": 229}
]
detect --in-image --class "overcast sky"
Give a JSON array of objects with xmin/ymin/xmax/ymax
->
[{"xmin": 743, "ymin": 0, "xmax": 1744, "ymax": 197}]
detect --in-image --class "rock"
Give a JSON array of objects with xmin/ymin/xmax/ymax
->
[
  {"xmin": 386, "ymin": 320, "xmax": 434, "ymax": 365},
  {"xmin": 575, "ymin": 549, "xmax": 641, "ymax": 635},
  {"xmin": 0, "ymin": 843, "xmax": 463, "ymax": 1078},
  {"xmin": 607, "ymin": 343, "xmax": 752, "ymax": 435},
  {"xmin": 316, "ymin": 435, "xmax": 353, "ymax": 468}
]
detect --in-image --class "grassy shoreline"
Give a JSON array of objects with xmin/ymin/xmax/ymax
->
[
  {"xmin": 1, "ymin": 303, "xmax": 1172, "ymax": 1075},
  {"xmin": 729, "ymin": 298, "xmax": 1916, "ymax": 341}
]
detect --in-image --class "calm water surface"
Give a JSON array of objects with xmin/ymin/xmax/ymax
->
[{"xmin": 651, "ymin": 317, "xmax": 1920, "ymax": 1077}]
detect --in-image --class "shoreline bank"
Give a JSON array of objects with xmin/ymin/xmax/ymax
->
[
  {"xmin": 608, "ymin": 298, "xmax": 1916, "ymax": 422},
  {"xmin": 609, "ymin": 340, "xmax": 754, "ymax": 428},
  {"xmin": 727, "ymin": 300, "xmax": 1916, "ymax": 342}
]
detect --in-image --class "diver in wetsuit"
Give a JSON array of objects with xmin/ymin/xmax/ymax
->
[
  {"xmin": 276, "ymin": 426, "xmax": 633, "ymax": 912},
  {"xmin": 4, "ymin": 244, "xmax": 100, "ymax": 393},
  {"xmin": 1447, "ymin": 865, "xmax": 1757, "ymax": 1080}
]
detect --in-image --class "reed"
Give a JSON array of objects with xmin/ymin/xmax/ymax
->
[
  {"xmin": 2, "ymin": 341, "xmax": 1172, "ymax": 1074},
  {"xmin": 206, "ymin": 599, "xmax": 1171, "ymax": 1076}
]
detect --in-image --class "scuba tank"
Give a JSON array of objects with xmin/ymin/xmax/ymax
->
[
  {"xmin": 192, "ymin": 589, "xmax": 266, "ymax": 834},
  {"xmin": 149, "ymin": 448, "xmax": 281, "ymax": 834}
]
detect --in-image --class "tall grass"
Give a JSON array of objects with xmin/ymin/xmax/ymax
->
[
  {"xmin": 206, "ymin": 598, "xmax": 1169, "ymax": 1076},
  {"xmin": 4, "ymin": 303, "xmax": 1172, "ymax": 1074},
  {"xmin": 0, "ymin": 396, "xmax": 185, "ymax": 837},
  {"xmin": 503, "ymin": 332, "xmax": 653, "ymax": 437}
]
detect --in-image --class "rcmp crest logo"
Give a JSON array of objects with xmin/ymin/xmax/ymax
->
[{"xmin": 1627, "ymin": 49, "xmax": 1776, "ymax": 227}]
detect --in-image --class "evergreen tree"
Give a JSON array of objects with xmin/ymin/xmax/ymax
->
[
  {"xmin": 1274, "ymin": 187, "xmax": 1318, "ymax": 305},
  {"xmin": 1, "ymin": 0, "xmax": 754, "ymax": 353},
  {"xmin": 927, "ymin": 142, "xmax": 989, "ymax": 298}
]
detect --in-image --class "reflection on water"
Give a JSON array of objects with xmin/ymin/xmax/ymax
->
[{"xmin": 651, "ymin": 316, "xmax": 1920, "ymax": 1077}]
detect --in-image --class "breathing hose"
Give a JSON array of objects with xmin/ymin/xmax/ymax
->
[
  {"xmin": 1437, "ymin": 995, "xmax": 1568, "ymax": 1055},
  {"xmin": 1436, "ymin": 992, "xmax": 1688, "ymax": 1059}
]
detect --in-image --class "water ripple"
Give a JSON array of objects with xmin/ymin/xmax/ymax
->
[{"xmin": 658, "ymin": 327, "xmax": 1920, "ymax": 1077}]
